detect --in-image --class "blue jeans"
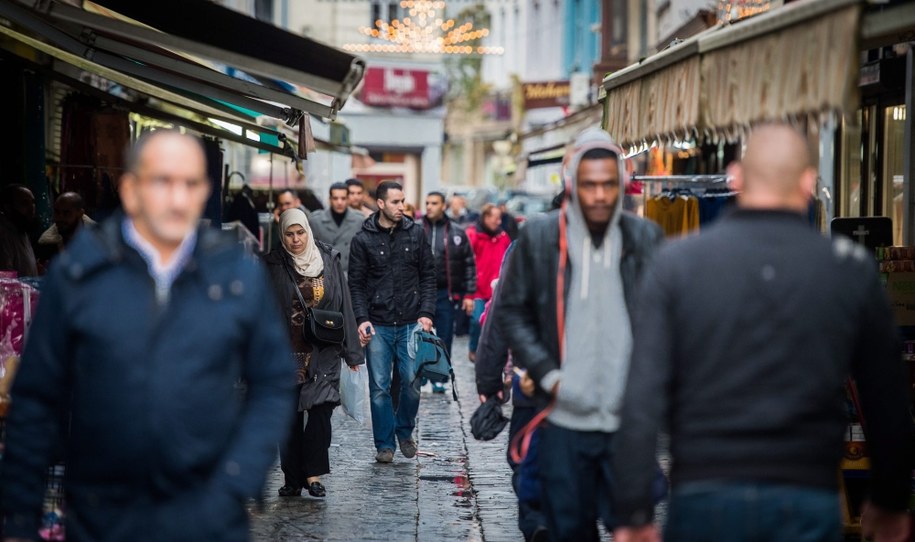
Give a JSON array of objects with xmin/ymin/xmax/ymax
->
[
  {"xmin": 366, "ymin": 324, "xmax": 420, "ymax": 452},
  {"xmin": 468, "ymin": 298, "xmax": 486, "ymax": 353},
  {"xmin": 665, "ymin": 481, "xmax": 842, "ymax": 542},
  {"xmin": 434, "ymin": 288, "xmax": 456, "ymax": 356}
]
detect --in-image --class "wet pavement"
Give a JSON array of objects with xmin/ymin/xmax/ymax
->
[{"xmin": 249, "ymin": 336, "xmax": 518, "ymax": 541}]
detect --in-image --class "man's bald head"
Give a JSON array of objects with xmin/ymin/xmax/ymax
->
[
  {"xmin": 54, "ymin": 192, "xmax": 86, "ymax": 237},
  {"xmin": 733, "ymin": 123, "xmax": 816, "ymax": 211}
]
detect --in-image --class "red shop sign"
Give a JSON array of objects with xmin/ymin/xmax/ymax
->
[{"xmin": 360, "ymin": 67, "xmax": 431, "ymax": 109}]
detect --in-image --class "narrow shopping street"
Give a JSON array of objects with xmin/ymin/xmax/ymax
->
[{"xmin": 249, "ymin": 336, "xmax": 520, "ymax": 541}]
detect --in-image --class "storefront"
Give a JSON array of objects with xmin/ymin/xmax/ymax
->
[
  {"xmin": 341, "ymin": 61, "xmax": 447, "ymax": 207},
  {"xmin": 0, "ymin": 0, "xmax": 365, "ymax": 240},
  {"xmin": 600, "ymin": 0, "xmax": 915, "ymax": 534},
  {"xmin": 601, "ymin": 0, "xmax": 914, "ymax": 235}
]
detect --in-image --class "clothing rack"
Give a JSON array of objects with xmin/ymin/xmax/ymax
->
[{"xmin": 631, "ymin": 174, "xmax": 730, "ymax": 184}]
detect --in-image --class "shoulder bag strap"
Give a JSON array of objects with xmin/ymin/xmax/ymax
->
[{"xmin": 283, "ymin": 259, "xmax": 310, "ymax": 316}]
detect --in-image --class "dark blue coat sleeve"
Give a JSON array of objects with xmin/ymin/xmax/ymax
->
[{"xmin": 208, "ymin": 259, "xmax": 295, "ymax": 501}]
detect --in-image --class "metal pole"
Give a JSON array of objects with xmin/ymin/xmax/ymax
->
[
  {"xmin": 819, "ymin": 113, "xmax": 837, "ymax": 230},
  {"xmin": 267, "ymin": 153, "xmax": 275, "ymax": 253},
  {"xmin": 904, "ymin": 46, "xmax": 914, "ymax": 245}
]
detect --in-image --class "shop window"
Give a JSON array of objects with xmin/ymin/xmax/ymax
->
[
  {"xmin": 840, "ymin": 111, "xmax": 863, "ymax": 218},
  {"xmin": 371, "ymin": 3, "xmax": 382, "ymax": 27},
  {"xmin": 254, "ymin": 0, "xmax": 274, "ymax": 23},
  {"xmin": 882, "ymin": 105, "xmax": 907, "ymax": 245}
]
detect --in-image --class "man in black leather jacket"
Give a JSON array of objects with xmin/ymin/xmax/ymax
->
[
  {"xmin": 496, "ymin": 129, "xmax": 663, "ymax": 540},
  {"xmin": 348, "ymin": 181, "xmax": 436, "ymax": 464}
]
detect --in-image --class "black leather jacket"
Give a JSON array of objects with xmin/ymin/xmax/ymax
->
[
  {"xmin": 495, "ymin": 210, "xmax": 663, "ymax": 402},
  {"xmin": 348, "ymin": 213, "xmax": 437, "ymax": 326}
]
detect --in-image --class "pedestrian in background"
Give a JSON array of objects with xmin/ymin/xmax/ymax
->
[
  {"xmin": 466, "ymin": 203, "xmax": 510, "ymax": 362},
  {"xmin": 36, "ymin": 191, "xmax": 95, "ymax": 266},
  {"xmin": 348, "ymin": 180, "xmax": 436, "ymax": 463},
  {"xmin": 403, "ymin": 202, "xmax": 416, "ymax": 220},
  {"xmin": 269, "ymin": 188, "xmax": 306, "ymax": 251},
  {"xmin": 263, "ymin": 208, "xmax": 363, "ymax": 499},
  {"xmin": 345, "ymin": 178, "xmax": 373, "ymax": 217},
  {"xmin": 447, "ymin": 194, "xmax": 478, "ymax": 227},
  {"xmin": 423, "ymin": 190, "xmax": 476, "ymax": 392},
  {"xmin": 0, "ymin": 184, "xmax": 38, "ymax": 277},
  {"xmin": 309, "ymin": 182, "xmax": 365, "ymax": 275},
  {"xmin": 1, "ymin": 130, "xmax": 293, "ymax": 541},
  {"xmin": 497, "ymin": 128, "xmax": 663, "ymax": 540},
  {"xmin": 498, "ymin": 199, "xmax": 520, "ymax": 241},
  {"xmin": 612, "ymin": 123, "xmax": 913, "ymax": 542}
]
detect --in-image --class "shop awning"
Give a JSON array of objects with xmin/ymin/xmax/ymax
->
[
  {"xmin": 601, "ymin": 0, "xmax": 863, "ymax": 147},
  {"xmin": 0, "ymin": 0, "xmax": 365, "ymax": 123},
  {"xmin": 0, "ymin": 21, "xmax": 368, "ymax": 159},
  {"xmin": 698, "ymin": 0, "xmax": 860, "ymax": 130},
  {"xmin": 604, "ymin": 38, "xmax": 703, "ymax": 148}
]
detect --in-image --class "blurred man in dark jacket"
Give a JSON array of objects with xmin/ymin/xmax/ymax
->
[
  {"xmin": 613, "ymin": 124, "xmax": 913, "ymax": 542},
  {"xmin": 1, "ymin": 131, "xmax": 293, "ymax": 542}
]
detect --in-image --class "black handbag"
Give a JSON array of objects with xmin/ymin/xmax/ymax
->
[{"xmin": 284, "ymin": 262, "xmax": 346, "ymax": 346}]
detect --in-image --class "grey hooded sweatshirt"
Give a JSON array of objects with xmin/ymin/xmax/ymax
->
[{"xmin": 541, "ymin": 129, "xmax": 632, "ymax": 433}]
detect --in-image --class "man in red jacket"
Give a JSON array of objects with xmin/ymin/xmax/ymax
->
[{"xmin": 466, "ymin": 203, "xmax": 511, "ymax": 362}]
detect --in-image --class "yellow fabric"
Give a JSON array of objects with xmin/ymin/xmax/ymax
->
[{"xmin": 646, "ymin": 196, "xmax": 701, "ymax": 237}]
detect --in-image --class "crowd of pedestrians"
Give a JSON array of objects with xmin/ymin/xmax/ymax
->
[{"xmin": 0, "ymin": 123, "xmax": 912, "ymax": 542}]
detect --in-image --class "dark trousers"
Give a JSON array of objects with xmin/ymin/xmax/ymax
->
[
  {"xmin": 538, "ymin": 424, "xmax": 617, "ymax": 542},
  {"xmin": 454, "ymin": 305, "xmax": 470, "ymax": 336},
  {"xmin": 434, "ymin": 288, "xmax": 456, "ymax": 356},
  {"xmin": 665, "ymin": 482, "xmax": 842, "ymax": 542},
  {"xmin": 508, "ymin": 406, "xmax": 547, "ymax": 540},
  {"xmin": 280, "ymin": 403, "xmax": 333, "ymax": 487}
]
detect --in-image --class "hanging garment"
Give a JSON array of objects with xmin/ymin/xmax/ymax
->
[{"xmin": 645, "ymin": 194, "xmax": 700, "ymax": 236}]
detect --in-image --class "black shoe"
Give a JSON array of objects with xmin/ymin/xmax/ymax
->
[
  {"xmin": 278, "ymin": 485, "xmax": 302, "ymax": 497},
  {"xmin": 530, "ymin": 526, "xmax": 549, "ymax": 542},
  {"xmin": 307, "ymin": 481, "xmax": 326, "ymax": 498}
]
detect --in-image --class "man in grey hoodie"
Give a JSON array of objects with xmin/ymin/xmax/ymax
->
[{"xmin": 496, "ymin": 128, "xmax": 663, "ymax": 540}]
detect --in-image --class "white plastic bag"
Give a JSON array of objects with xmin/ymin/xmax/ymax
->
[{"xmin": 339, "ymin": 360, "xmax": 369, "ymax": 426}]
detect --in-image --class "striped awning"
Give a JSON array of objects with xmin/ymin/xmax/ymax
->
[{"xmin": 601, "ymin": 0, "xmax": 864, "ymax": 147}]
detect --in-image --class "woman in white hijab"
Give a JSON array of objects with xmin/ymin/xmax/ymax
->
[{"xmin": 263, "ymin": 208, "xmax": 363, "ymax": 498}]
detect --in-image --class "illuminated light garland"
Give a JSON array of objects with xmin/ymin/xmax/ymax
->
[
  {"xmin": 343, "ymin": 0, "xmax": 503, "ymax": 55},
  {"xmin": 716, "ymin": 0, "xmax": 771, "ymax": 22}
]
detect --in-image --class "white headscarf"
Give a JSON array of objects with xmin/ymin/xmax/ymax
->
[{"xmin": 279, "ymin": 209, "xmax": 324, "ymax": 278}]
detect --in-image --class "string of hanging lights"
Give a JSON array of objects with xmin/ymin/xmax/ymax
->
[
  {"xmin": 716, "ymin": 0, "xmax": 771, "ymax": 22},
  {"xmin": 343, "ymin": 0, "xmax": 504, "ymax": 55}
]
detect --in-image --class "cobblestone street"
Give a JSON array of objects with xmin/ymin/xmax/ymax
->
[{"xmin": 249, "ymin": 336, "xmax": 520, "ymax": 541}]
